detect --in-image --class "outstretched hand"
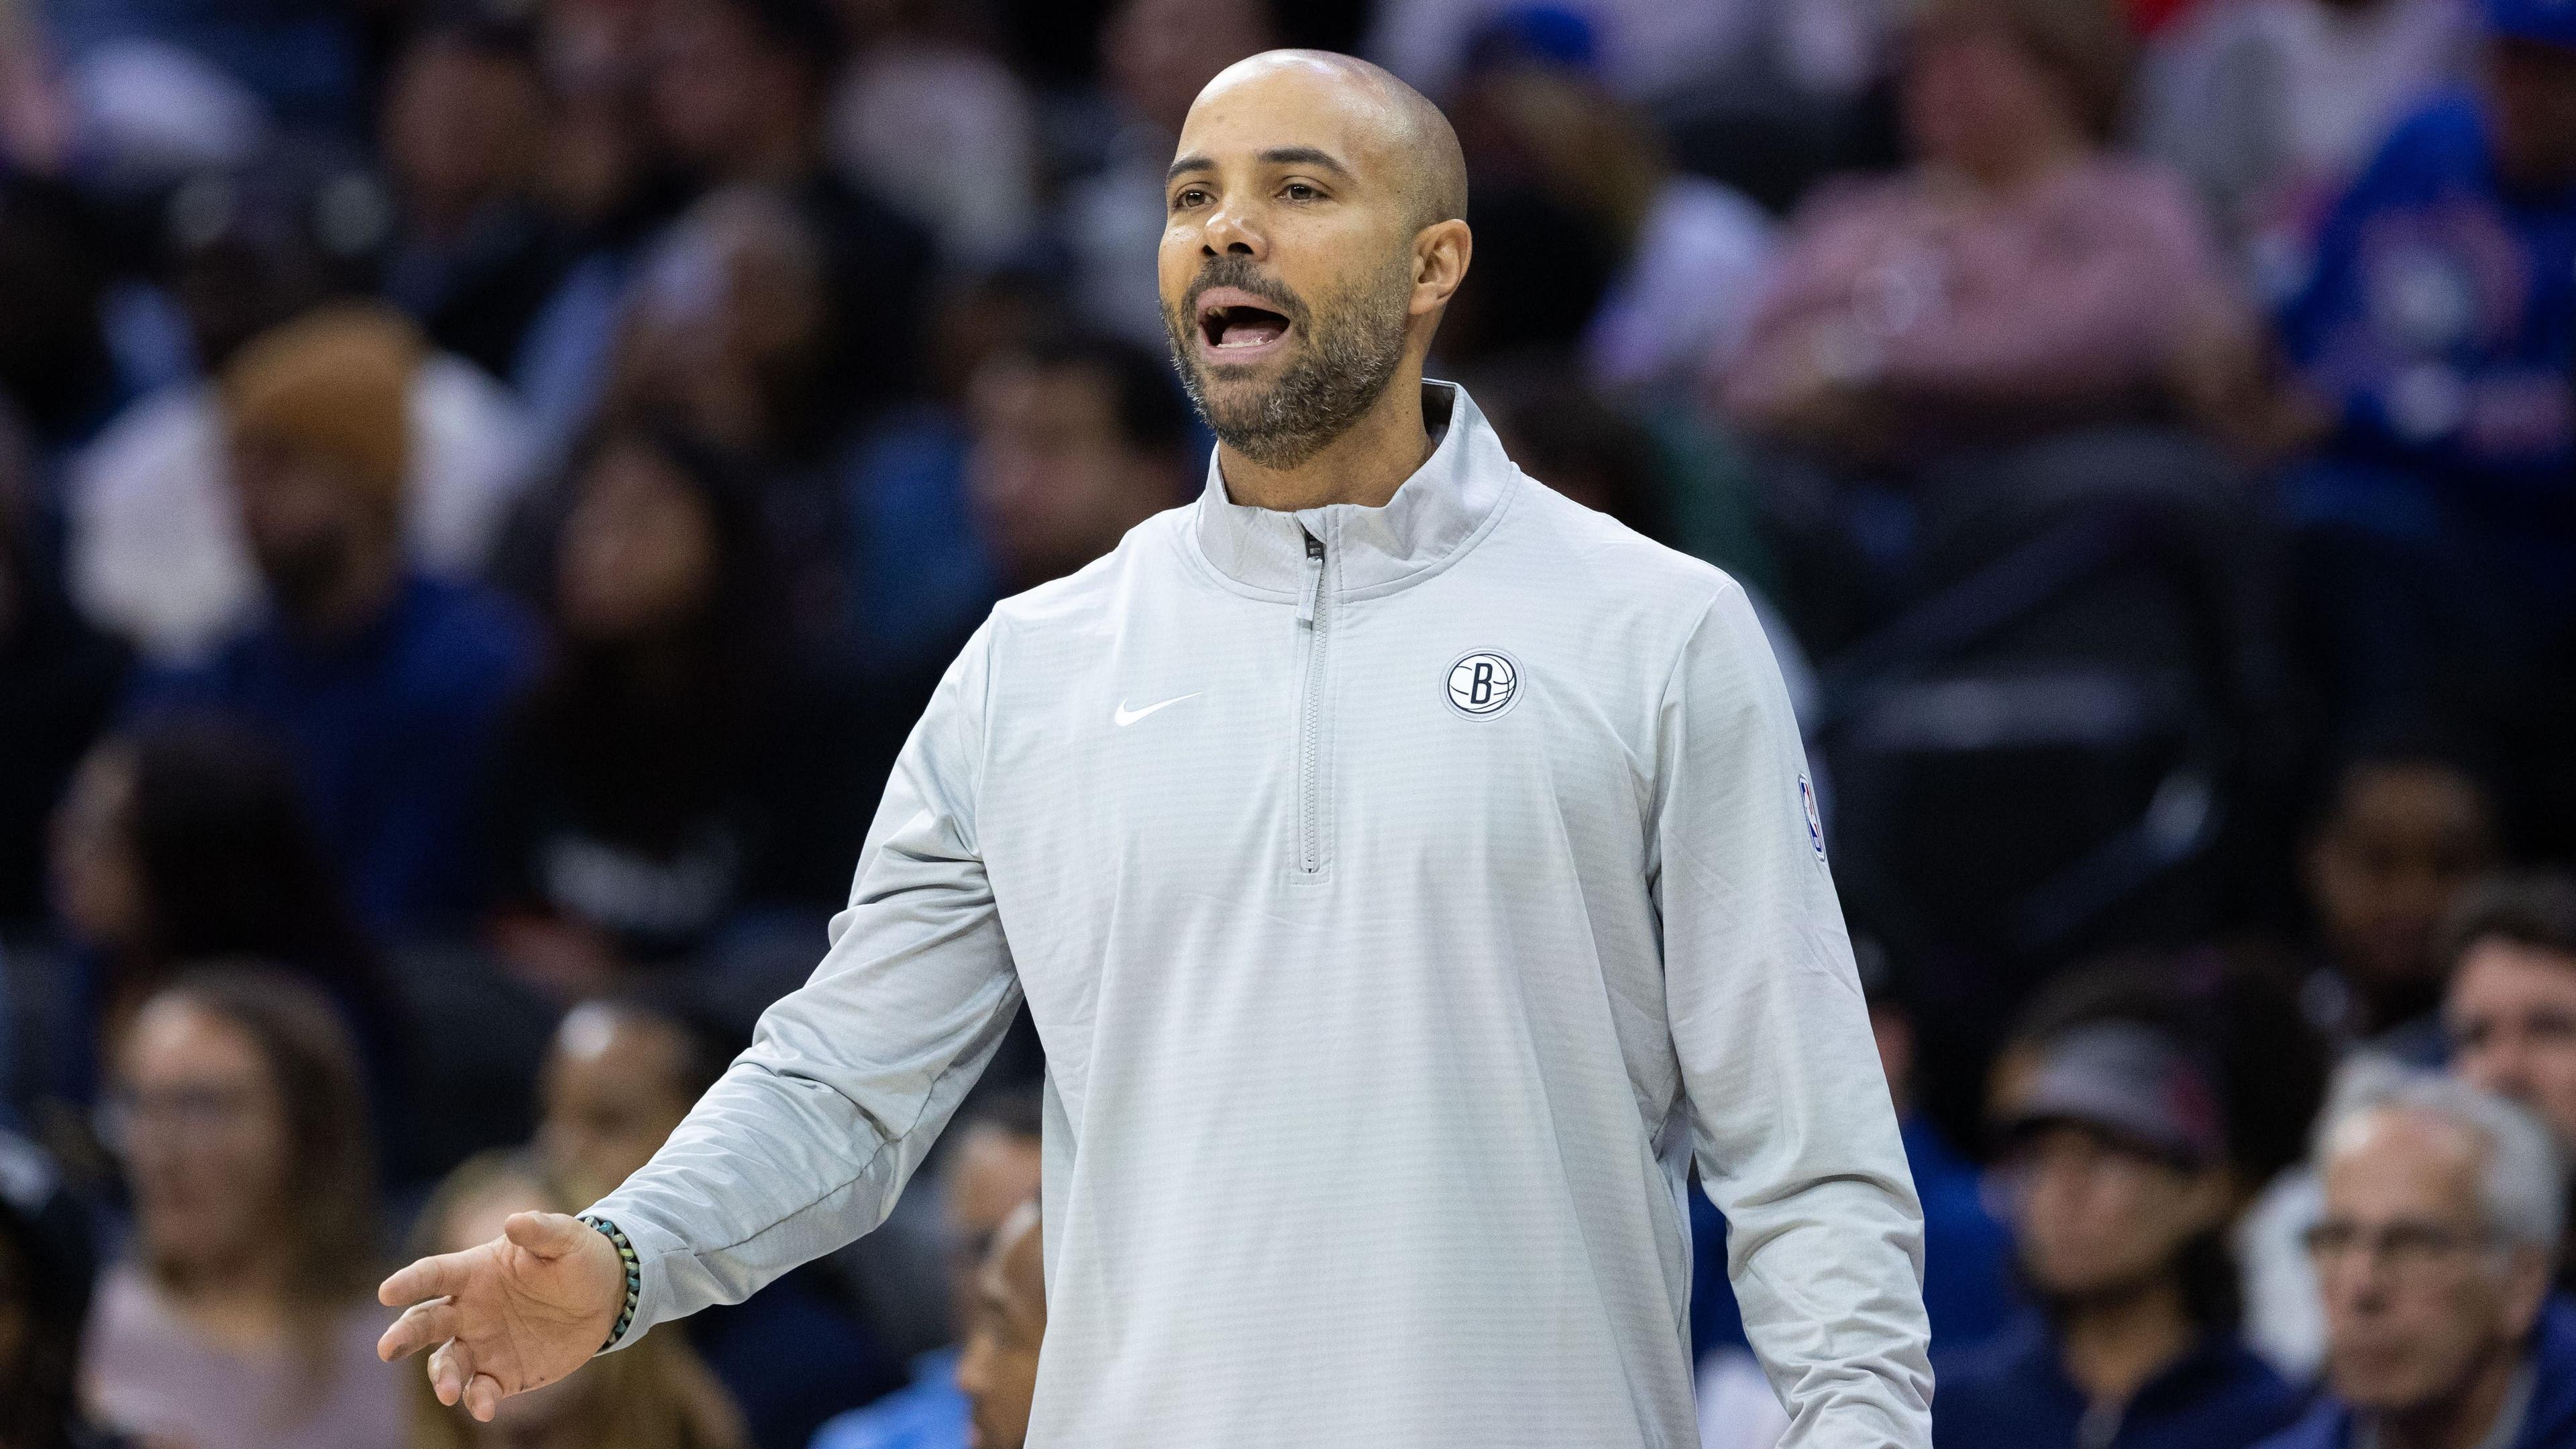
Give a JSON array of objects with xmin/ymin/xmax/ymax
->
[{"xmin": 378, "ymin": 1210, "xmax": 627, "ymax": 1421}]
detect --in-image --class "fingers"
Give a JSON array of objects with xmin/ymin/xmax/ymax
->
[
  {"xmin": 380, "ymin": 1249, "xmax": 468, "ymax": 1308},
  {"xmin": 378, "ymin": 1296, "xmax": 460, "ymax": 1362},
  {"xmin": 502, "ymin": 1209, "xmax": 585, "ymax": 1258},
  {"xmin": 466, "ymin": 1372, "xmax": 506, "ymax": 1422},
  {"xmin": 428, "ymin": 1338, "xmax": 474, "ymax": 1408}
]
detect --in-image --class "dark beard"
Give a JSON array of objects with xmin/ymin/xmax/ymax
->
[{"xmin": 1164, "ymin": 252, "xmax": 1415, "ymax": 471}]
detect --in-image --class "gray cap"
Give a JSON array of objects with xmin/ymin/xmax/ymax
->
[{"xmin": 2004, "ymin": 1022, "xmax": 2227, "ymax": 1169}]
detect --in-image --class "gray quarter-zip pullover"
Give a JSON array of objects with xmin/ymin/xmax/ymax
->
[{"xmin": 589, "ymin": 382, "xmax": 1933, "ymax": 1448}]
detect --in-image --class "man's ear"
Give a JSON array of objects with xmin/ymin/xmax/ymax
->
[
  {"xmin": 2500, "ymin": 1244, "xmax": 2554, "ymax": 1338},
  {"xmin": 1409, "ymin": 219, "xmax": 1472, "ymax": 318}
]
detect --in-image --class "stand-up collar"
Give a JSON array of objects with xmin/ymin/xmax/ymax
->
[{"xmin": 1191, "ymin": 380, "xmax": 1517, "ymax": 598}]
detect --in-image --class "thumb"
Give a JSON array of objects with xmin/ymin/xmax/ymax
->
[{"xmin": 502, "ymin": 1210, "xmax": 588, "ymax": 1258}]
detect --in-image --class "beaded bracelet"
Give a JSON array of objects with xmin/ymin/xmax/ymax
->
[{"xmin": 576, "ymin": 1214, "xmax": 641, "ymax": 1352}]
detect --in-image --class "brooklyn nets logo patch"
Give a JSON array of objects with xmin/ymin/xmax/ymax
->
[{"xmin": 1445, "ymin": 651, "xmax": 1521, "ymax": 718}]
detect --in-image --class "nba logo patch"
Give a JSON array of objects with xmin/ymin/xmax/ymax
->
[{"xmin": 1799, "ymin": 775, "xmax": 1827, "ymax": 862}]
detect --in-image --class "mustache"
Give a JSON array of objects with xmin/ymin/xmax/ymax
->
[{"xmin": 1181, "ymin": 256, "xmax": 1309, "ymax": 326}]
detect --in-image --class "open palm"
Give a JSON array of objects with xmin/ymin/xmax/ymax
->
[{"xmin": 378, "ymin": 1210, "xmax": 626, "ymax": 1421}]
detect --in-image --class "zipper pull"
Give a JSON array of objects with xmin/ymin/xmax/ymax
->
[{"xmin": 1297, "ymin": 531, "xmax": 1324, "ymax": 624}]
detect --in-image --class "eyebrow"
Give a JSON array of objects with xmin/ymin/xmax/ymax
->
[{"xmin": 1165, "ymin": 146, "xmax": 1357, "ymax": 186}]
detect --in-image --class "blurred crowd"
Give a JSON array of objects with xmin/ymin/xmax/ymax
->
[{"xmin": 0, "ymin": 0, "xmax": 2571, "ymax": 1444}]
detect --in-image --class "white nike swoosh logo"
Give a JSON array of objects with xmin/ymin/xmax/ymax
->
[{"xmin": 1114, "ymin": 693, "xmax": 1200, "ymax": 727}]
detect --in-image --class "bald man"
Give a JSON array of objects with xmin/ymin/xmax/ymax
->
[
  {"xmin": 957, "ymin": 1201, "xmax": 1046, "ymax": 1449},
  {"xmin": 379, "ymin": 51, "xmax": 1933, "ymax": 1448}
]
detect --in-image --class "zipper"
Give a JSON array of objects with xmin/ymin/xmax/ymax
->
[{"xmin": 1297, "ymin": 529, "xmax": 1328, "ymax": 875}]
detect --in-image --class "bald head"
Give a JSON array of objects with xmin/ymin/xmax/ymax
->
[{"xmin": 1191, "ymin": 50, "xmax": 1467, "ymax": 234}]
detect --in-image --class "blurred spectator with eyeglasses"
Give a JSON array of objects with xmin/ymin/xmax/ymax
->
[
  {"xmin": 82, "ymin": 969, "xmax": 400, "ymax": 1449},
  {"xmin": 816, "ymin": 1089, "xmax": 1042, "ymax": 1449},
  {"xmin": 2259, "ymin": 1067, "xmax": 2576, "ymax": 1449},
  {"xmin": 1937, "ymin": 1022, "xmax": 2303, "ymax": 1449},
  {"xmin": 37, "ymin": 716, "xmax": 409, "ymax": 1173},
  {"xmin": 534, "ymin": 993, "xmax": 903, "ymax": 1449},
  {"xmin": 407, "ymin": 1150, "xmax": 747, "ymax": 1449}
]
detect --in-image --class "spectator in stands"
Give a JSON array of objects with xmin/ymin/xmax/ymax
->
[
  {"xmin": 2259, "ymin": 1069, "xmax": 2576, "ymax": 1449},
  {"xmin": 83, "ymin": 969, "xmax": 401, "ymax": 1449},
  {"xmin": 407, "ymin": 1150, "xmax": 746, "ymax": 1449},
  {"xmin": 534, "ymin": 994, "xmax": 902, "ymax": 1449},
  {"xmin": 484, "ymin": 426, "xmax": 865, "ymax": 994},
  {"xmin": 43, "ymin": 718, "xmax": 408, "ymax": 1153},
  {"xmin": 816, "ymin": 1091, "xmax": 1044, "ymax": 1449},
  {"xmin": 1440, "ymin": 32, "xmax": 1774, "ymax": 399},
  {"xmin": 0, "ymin": 1127, "xmax": 105, "ymax": 1449},
  {"xmin": 0, "ymin": 402, "xmax": 125, "ymax": 932},
  {"xmin": 380, "ymin": 17, "xmax": 572, "ymax": 384},
  {"xmin": 824, "ymin": 1, "xmax": 1040, "ymax": 269},
  {"xmin": 963, "ymin": 333, "xmax": 1197, "ymax": 592},
  {"xmin": 1937, "ymin": 1022, "xmax": 2303, "ymax": 1449},
  {"xmin": 126, "ymin": 306, "xmax": 541, "ymax": 936},
  {"xmin": 952, "ymin": 1199, "xmax": 1046, "ymax": 1449},
  {"xmin": 1719, "ymin": 0, "xmax": 2245, "ymax": 464},
  {"xmin": 2300, "ymin": 745, "xmax": 2502, "ymax": 1059},
  {"xmin": 2269, "ymin": 0, "xmax": 2576, "ymax": 751},
  {"xmin": 2135, "ymin": 0, "xmax": 2475, "ymax": 285},
  {"xmin": 2445, "ymin": 875, "xmax": 2576, "ymax": 1226},
  {"xmin": 644, "ymin": 0, "xmax": 931, "ymax": 431},
  {"xmin": 68, "ymin": 155, "xmax": 537, "ymax": 665},
  {"xmin": 1061, "ymin": 0, "xmax": 1279, "ymax": 344}
]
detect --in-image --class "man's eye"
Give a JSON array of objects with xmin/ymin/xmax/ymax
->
[
  {"xmin": 1173, "ymin": 189, "xmax": 1208, "ymax": 209},
  {"xmin": 1282, "ymin": 182, "xmax": 1320, "ymax": 201}
]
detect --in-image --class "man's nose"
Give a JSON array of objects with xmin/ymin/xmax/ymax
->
[{"xmin": 1201, "ymin": 201, "xmax": 1266, "ymax": 260}]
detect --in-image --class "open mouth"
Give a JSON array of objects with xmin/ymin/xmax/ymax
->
[{"xmin": 1194, "ymin": 286, "xmax": 1294, "ymax": 362}]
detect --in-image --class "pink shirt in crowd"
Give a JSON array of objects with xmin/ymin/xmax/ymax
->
[
  {"xmin": 80, "ymin": 1263, "xmax": 407, "ymax": 1449},
  {"xmin": 1721, "ymin": 156, "xmax": 2243, "ymax": 444}
]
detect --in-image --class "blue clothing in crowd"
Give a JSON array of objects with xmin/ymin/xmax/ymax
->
[
  {"xmin": 127, "ymin": 574, "xmax": 539, "ymax": 934},
  {"xmin": 809, "ymin": 1348, "xmax": 966, "ymax": 1449},
  {"xmin": 1693, "ymin": 1113, "xmax": 2016, "ymax": 1359},
  {"xmin": 2256, "ymin": 1297, "xmax": 2576, "ymax": 1449},
  {"xmin": 2277, "ymin": 91, "xmax": 2576, "ymax": 553},
  {"xmin": 1935, "ymin": 1317, "xmax": 2306, "ymax": 1449},
  {"xmin": 692, "ymin": 1265, "xmax": 908, "ymax": 1449}
]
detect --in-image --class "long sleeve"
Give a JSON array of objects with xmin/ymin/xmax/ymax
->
[
  {"xmin": 588, "ymin": 621, "xmax": 1023, "ymax": 1346},
  {"xmin": 1653, "ymin": 583, "xmax": 1933, "ymax": 1448}
]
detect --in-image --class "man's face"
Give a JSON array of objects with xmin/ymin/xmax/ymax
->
[
  {"xmin": 647, "ymin": 0, "xmax": 800, "ymax": 170},
  {"xmin": 2306, "ymin": 763, "xmax": 2498, "ymax": 1000},
  {"xmin": 2004, "ymin": 1124, "xmax": 2224, "ymax": 1301},
  {"xmin": 1158, "ymin": 63, "xmax": 1428, "ymax": 470},
  {"xmin": 537, "ymin": 1004, "xmax": 698, "ymax": 1204},
  {"xmin": 227, "ymin": 436, "xmax": 384, "ymax": 614},
  {"xmin": 2311, "ymin": 1110, "xmax": 2546, "ymax": 1413},
  {"xmin": 2450, "ymin": 940, "xmax": 2576, "ymax": 1157},
  {"xmin": 2485, "ymin": 39, "xmax": 2576, "ymax": 189},
  {"xmin": 967, "ymin": 359, "xmax": 1177, "ymax": 586},
  {"xmin": 955, "ymin": 1205, "xmax": 1046, "ymax": 1449},
  {"xmin": 943, "ymin": 1126, "xmax": 1043, "ymax": 1328}
]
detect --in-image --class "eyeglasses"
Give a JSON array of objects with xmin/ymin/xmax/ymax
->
[
  {"xmin": 2302, "ymin": 1218, "xmax": 2500, "ymax": 1276},
  {"xmin": 95, "ymin": 1083, "xmax": 269, "ymax": 1150}
]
